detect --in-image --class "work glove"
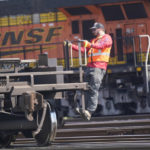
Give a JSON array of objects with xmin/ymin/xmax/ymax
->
[
  {"xmin": 83, "ymin": 40, "xmax": 91, "ymax": 48},
  {"xmin": 68, "ymin": 42, "xmax": 72, "ymax": 47},
  {"xmin": 64, "ymin": 41, "xmax": 72, "ymax": 47},
  {"xmin": 64, "ymin": 41, "xmax": 67, "ymax": 46}
]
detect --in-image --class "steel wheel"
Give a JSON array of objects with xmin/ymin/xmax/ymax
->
[{"xmin": 34, "ymin": 102, "xmax": 57, "ymax": 146}]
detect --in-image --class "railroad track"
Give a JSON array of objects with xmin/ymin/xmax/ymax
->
[
  {"xmin": 55, "ymin": 134, "xmax": 150, "ymax": 143},
  {"xmin": 14, "ymin": 134, "xmax": 150, "ymax": 144},
  {"xmin": 12, "ymin": 114, "xmax": 150, "ymax": 148},
  {"xmin": 56, "ymin": 114, "xmax": 150, "ymax": 137}
]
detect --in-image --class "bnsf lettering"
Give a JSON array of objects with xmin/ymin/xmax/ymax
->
[
  {"xmin": 0, "ymin": 27, "xmax": 62, "ymax": 46},
  {"xmin": 2, "ymin": 31, "xmax": 24, "ymax": 45},
  {"xmin": 25, "ymin": 28, "xmax": 44, "ymax": 44},
  {"xmin": 46, "ymin": 28, "xmax": 60, "ymax": 42}
]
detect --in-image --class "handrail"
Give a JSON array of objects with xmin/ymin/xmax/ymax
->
[
  {"xmin": 132, "ymin": 37, "xmax": 137, "ymax": 67},
  {"xmin": 139, "ymin": 35, "xmax": 150, "ymax": 93},
  {"xmin": 67, "ymin": 39, "xmax": 87, "ymax": 110},
  {"xmin": 0, "ymin": 70, "xmax": 83, "ymax": 77},
  {"xmin": 70, "ymin": 44, "xmax": 73, "ymax": 67},
  {"xmin": 69, "ymin": 40, "xmax": 87, "ymax": 68},
  {"xmin": 78, "ymin": 39, "xmax": 87, "ymax": 66}
]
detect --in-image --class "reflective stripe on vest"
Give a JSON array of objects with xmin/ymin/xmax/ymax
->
[
  {"xmin": 88, "ymin": 47, "xmax": 111, "ymax": 63},
  {"xmin": 88, "ymin": 49, "xmax": 110, "ymax": 57}
]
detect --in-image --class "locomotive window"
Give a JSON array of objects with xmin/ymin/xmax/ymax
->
[
  {"xmin": 101, "ymin": 5, "xmax": 124, "ymax": 21},
  {"xmin": 82, "ymin": 19, "xmax": 95, "ymax": 41},
  {"xmin": 123, "ymin": 3, "xmax": 147, "ymax": 19},
  {"xmin": 116, "ymin": 29, "xmax": 123, "ymax": 61},
  {"xmin": 72, "ymin": 21, "xmax": 79, "ymax": 34},
  {"xmin": 32, "ymin": 13, "xmax": 40, "ymax": 24},
  {"xmin": 110, "ymin": 33, "xmax": 115, "ymax": 57},
  {"xmin": 65, "ymin": 7, "xmax": 91, "ymax": 16}
]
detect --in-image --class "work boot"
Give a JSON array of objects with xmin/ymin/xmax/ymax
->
[{"xmin": 75, "ymin": 108, "xmax": 91, "ymax": 121}]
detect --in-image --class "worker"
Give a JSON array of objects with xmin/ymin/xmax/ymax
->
[{"xmin": 69, "ymin": 22, "xmax": 112, "ymax": 120}]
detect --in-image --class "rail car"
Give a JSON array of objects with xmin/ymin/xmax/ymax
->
[
  {"xmin": 0, "ymin": 53, "xmax": 88, "ymax": 147},
  {"xmin": 1, "ymin": 0, "xmax": 150, "ymax": 147}
]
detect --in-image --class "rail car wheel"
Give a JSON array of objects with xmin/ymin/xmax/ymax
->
[
  {"xmin": 33, "ymin": 102, "xmax": 57, "ymax": 146},
  {"xmin": 0, "ymin": 132, "xmax": 15, "ymax": 148}
]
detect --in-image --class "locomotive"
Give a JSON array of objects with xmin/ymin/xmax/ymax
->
[{"xmin": 0, "ymin": 0, "xmax": 150, "ymax": 147}]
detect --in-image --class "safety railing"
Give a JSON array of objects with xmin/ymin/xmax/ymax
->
[
  {"xmin": 70, "ymin": 40, "xmax": 87, "ymax": 68},
  {"xmin": 64, "ymin": 40, "xmax": 88, "ymax": 110},
  {"xmin": 139, "ymin": 35, "xmax": 150, "ymax": 94}
]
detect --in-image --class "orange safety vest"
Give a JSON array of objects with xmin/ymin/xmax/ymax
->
[{"xmin": 87, "ymin": 38, "xmax": 111, "ymax": 63}]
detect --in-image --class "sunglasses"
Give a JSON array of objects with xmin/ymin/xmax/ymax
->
[{"xmin": 91, "ymin": 28, "xmax": 97, "ymax": 31}]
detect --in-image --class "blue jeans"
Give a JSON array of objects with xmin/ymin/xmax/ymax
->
[{"xmin": 84, "ymin": 67, "xmax": 106, "ymax": 114}]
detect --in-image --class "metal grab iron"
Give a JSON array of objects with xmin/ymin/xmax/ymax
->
[{"xmin": 139, "ymin": 35, "xmax": 150, "ymax": 93}]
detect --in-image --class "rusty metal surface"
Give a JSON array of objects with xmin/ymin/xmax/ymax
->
[
  {"xmin": 0, "ymin": 70, "xmax": 83, "ymax": 77},
  {"xmin": 0, "ymin": 82, "xmax": 88, "ymax": 95},
  {"xmin": 0, "ymin": 70, "xmax": 88, "ymax": 95}
]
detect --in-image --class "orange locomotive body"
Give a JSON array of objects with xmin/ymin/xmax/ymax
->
[
  {"xmin": 0, "ymin": 22, "xmax": 66, "ymax": 59},
  {"xmin": 1, "ymin": 0, "xmax": 150, "ymax": 116},
  {"xmin": 0, "ymin": 0, "xmax": 150, "ymax": 66}
]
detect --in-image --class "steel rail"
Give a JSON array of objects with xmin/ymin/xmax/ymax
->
[
  {"xmin": 56, "ymin": 125, "xmax": 150, "ymax": 137},
  {"xmin": 64, "ymin": 114, "xmax": 150, "ymax": 123},
  {"xmin": 54, "ymin": 134, "xmax": 150, "ymax": 143},
  {"xmin": 13, "ymin": 134, "xmax": 150, "ymax": 145}
]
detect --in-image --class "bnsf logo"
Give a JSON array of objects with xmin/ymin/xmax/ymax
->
[{"xmin": 0, "ymin": 26, "xmax": 62, "ymax": 47}]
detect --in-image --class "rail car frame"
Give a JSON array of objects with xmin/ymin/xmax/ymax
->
[{"xmin": 0, "ymin": 42, "xmax": 88, "ymax": 147}]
